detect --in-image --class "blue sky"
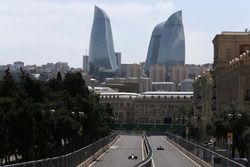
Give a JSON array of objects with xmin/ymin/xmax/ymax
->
[{"xmin": 0, "ymin": 0, "xmax": 249, "ymax": 67}]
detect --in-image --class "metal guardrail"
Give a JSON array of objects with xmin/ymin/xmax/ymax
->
[
  {"xmin": 134, "ymin": 136, "xmax": 153, "ymax": 167},
  {"xmin": 166, "ymin": 132, "xmax": 246, "ymax": 167},
  {"xmin": 1, "ymin": 132, "xmax": 117, "ymax": 167}
]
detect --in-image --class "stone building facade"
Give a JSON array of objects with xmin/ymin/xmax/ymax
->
[
  {"xmin": 213, "ymin": 31, "xmax": 250, "ymax": 114},
  {"xmin": 99, "ymin": 91, "xmax": 193, "ymax": 124},
  {"xmin": 193, "ymin": 70, "xmax": 213, "ymax": 140}
]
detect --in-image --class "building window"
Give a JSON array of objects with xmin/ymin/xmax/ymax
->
[
  {"xmin": 184, "ymin": 96, "xmax": 186, "ymax": 99},
  {"xmin": 164, "ymin": 96, "xmax": 167, "ymax": 99},
  {"xmin": 171, "ymin": 96, "xmax": 173, "ymax": 99},
  {"xmin": 151, "ymin": 96, "xmax": 154, "ymax": 99},
  {"xmin": 158, "ymin": 96, "xmax": 160, "ymax": 99},
  {"xmin": 143, "ymin": 95, "xmax": 146, "ymax": 99},
  {"xmin": 177, "ymin": 96, "xmax": 180, "ymax": 99}
]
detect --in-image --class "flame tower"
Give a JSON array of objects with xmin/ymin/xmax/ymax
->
[{"xmin": 89, "ymin": 6, "xmax": 118, "ymax": 71}]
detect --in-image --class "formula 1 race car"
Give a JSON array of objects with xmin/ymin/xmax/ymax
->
[
  {"xmin": 128, "ymin": 153, "xmax": 138, "ymax": 160},
  {"xmin": 157, "ymin": 146, "xmax": 164, "ymax": 150}
]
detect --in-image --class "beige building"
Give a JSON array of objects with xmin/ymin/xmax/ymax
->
[
  {"xmin": 185, "ymin": 64, "xmax": 212, "ymax": 79},
  {"xmin": 149, "ymin": 64, "xmax": 166, "ymax": 82},
  {"xmin": 152, "ymin": 82, "xmax": 176, "ymax": 91},
  {"xmin": 216, "ymin": 55, "xmax": 250, "ymax": 112},
  {"xmin": 134, "ymin": 92, "xmax": 193, "ymax": 124},
  {"xmin": 168, "ymin": 65, "xmax": 188, "ymax": 84},
  {"xmin": 99, "ymin": 91, "xmax": 193, "ymax": 124},
  {"xmin": 139, "ymin": 77, "xmax": 152, "ymax": 93},
  {"xmin": 120, "ymin": 63, "xmax": 143, "ymax": 78},
  {"xmin": 99, "ymin": 92, "xmax": 139, "ymax": 123},
  {"xmin": 213, "ymin": 31, "xmax": 250, "ymax": 114},
  {"xmin": 103, "ymin": 77, "xmax": 151, "ymax": 93},
  {"xmin": 193, "ymin": 70, "xmax": 213, "ymax": 140},
  {"xmin": 149, "ymin": 64, "xmax": 189, "ymax": 84}
]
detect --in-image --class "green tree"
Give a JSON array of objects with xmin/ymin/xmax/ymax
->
[
  {"xmin": 0, "ymin": 67, "xmax": 16, "ymax": 97},
  {"xmin": 47, "ymin": 71, "xmax": 63, "ymax": 92},
  {"xmin": 63, "ymin": 72, "xmax": 86, "ymax": 97},
  {"xmin": 8, "ymin": 109, "xmax": 36, "ymax": 161},
  {"xmin": 19, "ymin": 72, "xmax": 46, "ymax": 103},
  {"xmin": 0, "ymin": 110, "xmax": 8, "ymax": 165},
  {"xmin": 0, "ymin": 70, "xmax": 113, "ymax": 164}
]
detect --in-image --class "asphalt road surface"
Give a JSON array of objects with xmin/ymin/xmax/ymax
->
[
  {"xmin": 89, "ymin": 135, "xmax": 142, "ymax": 167},
  {"xmin": 148, "ymin": 135, "xmax": 201, "ymax": 167}
]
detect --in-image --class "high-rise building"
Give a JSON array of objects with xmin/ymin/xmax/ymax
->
[
  {"xmin": 89, "ymin": 6, "xmax": 118, "ymax": 71},
  {"xmin": 82, "ymin": 55, "xmax": 89, "ymax": 72},
  {"xmin": 115, "ymin": 52, "xmax": 121, "ymax": 68},
  {"xmin": 149, "ymin": 64, "xmax": 166, "ymax": 82},
  {"xmin": 120, "ymin": 63, "xmax": 143, "ymax": 78},
  {"xmin": 144, "ymin": 11, "xmax": 185, "ymax": 73}
]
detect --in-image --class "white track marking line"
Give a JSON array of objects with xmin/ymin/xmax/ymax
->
[
  {"xmin": 88, "ymin": 136, "xmax": 122, "ymax": 167},
  {"xmin": 160, "ymin": 137, "xmax": 201, "ymax": 167},
  {"xmin": 141, "ymin": 137, "xmax": 145, "ymax": 160}
]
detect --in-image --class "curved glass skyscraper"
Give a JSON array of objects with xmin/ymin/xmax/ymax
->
[
  {"xmin": 89, "ymin": 6, "xmax": 118, "ymax": 71},
  {"xmin": 144, "ymin": 11, "xmax": 185, "ymax": 73}
]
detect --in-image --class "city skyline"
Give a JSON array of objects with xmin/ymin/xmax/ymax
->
[{"xmin": 0, "ymin": 0, "xmax": 249, "ymax": 67}]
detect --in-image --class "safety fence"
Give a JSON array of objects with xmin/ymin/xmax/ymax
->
[
  {"xmin": 2, "ymin": 132, "xmax": 117, "ymax": 167},
  {"xmin": 166, "ymin": 132, "xmax": 246, "ymax": 167}
]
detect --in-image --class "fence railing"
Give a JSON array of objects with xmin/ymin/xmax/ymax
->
[
  {"xmin": 134, "ymin": 136, "xmax": 153, "ymax": 167},
  {"xmin": 2, "ymin": 132, "xmax": 117, "ymax": 167},
  {"xmin": 166, "ymin": 132, "xmax": 246, "ymax": 167}
]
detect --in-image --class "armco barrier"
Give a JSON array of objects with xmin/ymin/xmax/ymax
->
[
  {"xmin": 134, "ymin": 136, "xmax": 153, "ymax": 167},
  {"xmin": 166, "ymin": 132, "xmax": 246, "ymax": 167},
  {"xmin": 1, "ymin": 132, "xmax": 118, "ymax": 167}
]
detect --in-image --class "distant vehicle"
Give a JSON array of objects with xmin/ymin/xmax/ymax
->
[
  {"xmin": 157, "ymin": 146, "xmax": 164, "ymax": 150},
  {"xmin": 128, "ymin": 153, "xmax": 138, "ymax": 160}
]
